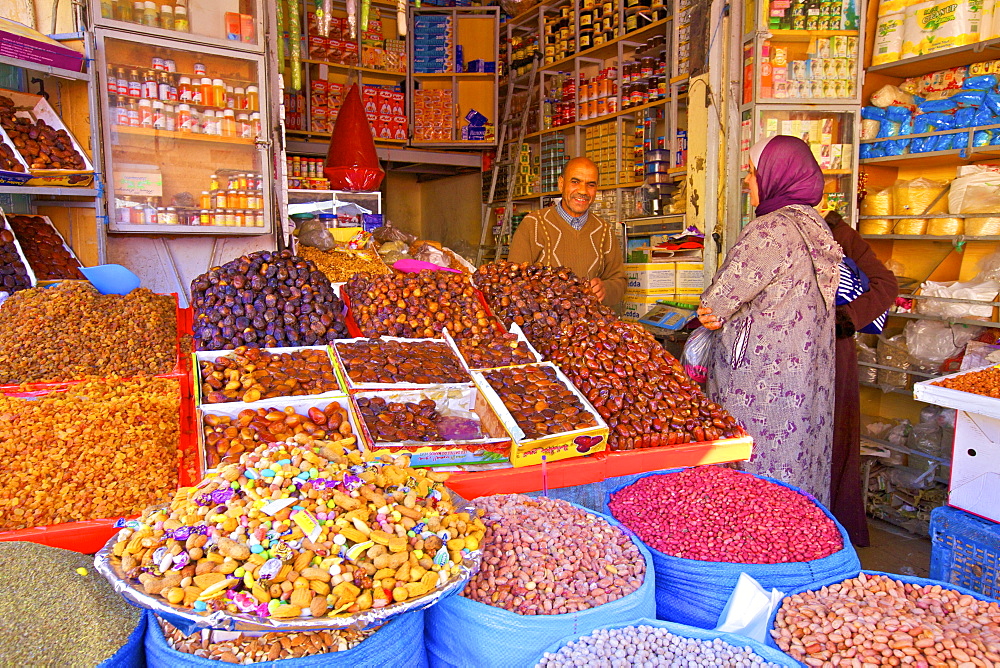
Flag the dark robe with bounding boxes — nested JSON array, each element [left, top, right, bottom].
[[829, 218, 898, 547]]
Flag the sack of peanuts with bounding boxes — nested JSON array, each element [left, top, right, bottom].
[[425, 495, 655, 668], [766, 570, 1000, 665], [144, 608, 428, 667], [536, 617, 799, 667], [605, 466, 861, 630]]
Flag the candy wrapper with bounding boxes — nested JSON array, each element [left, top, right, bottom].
[[95, 440, 485, 634]]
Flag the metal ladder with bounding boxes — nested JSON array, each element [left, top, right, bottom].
[[476, 55, 540, 267]]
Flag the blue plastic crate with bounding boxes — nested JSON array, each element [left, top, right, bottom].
[[930, 505, 1000, 600]]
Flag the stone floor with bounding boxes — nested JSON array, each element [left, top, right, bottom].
[[856, 517, 932, 578]]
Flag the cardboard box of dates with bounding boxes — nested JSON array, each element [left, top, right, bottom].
[[2, 212, 85, 285], [471, 362, 609, 467], [332, 336, 474, 392], [193, 345, 347, 407], [198, 394, 362, 474], [0, 88, 94, 187], [350, 385, 512, 467], [0, 122, 30, 185]]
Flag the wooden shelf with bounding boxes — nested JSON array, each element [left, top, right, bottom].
[[111, 125, 255, 145], [765, 29, 860, 42], [0, 54, 88, 81], [862, 234, 1000, 241], [541, 18, 671, 73], [868, 38, 1000, 79], [411, 72, 496, 78], [526, 96, 670, 138], [301, 59, 406, 77], [0, 185, 98, 196], [887, 310, 1000, 330]]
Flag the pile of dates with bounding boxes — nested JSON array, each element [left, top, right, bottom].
[[0, 142, 24, 172], [108, 441, 485, 620], [336, 338, 470, 385], [482, 365, 597, 439], [547, 319, 745, 449], [345, 271, 493, 340], [7, 214, 84, 280], [454, 330, 537, 369], [0, 97, 87, 170], [473, 262, 615, 357], [191, 249, 348, 350], [355, 396, 443, 442], [198, 346, 340, 404], [201, 400, 356, 469], [0, 225, 31, 293]]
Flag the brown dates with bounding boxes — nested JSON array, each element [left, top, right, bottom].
[[483, 364, 597, 439], [6, 214, 84, 280], [355, 396, 442, 442], [199, 346, 340, 404], [0, 99, 87, 171], [201, 401, 355, 469], [336, 338, 470, 385], [455, 330, 537, 369], [344, 271, 494, 341]]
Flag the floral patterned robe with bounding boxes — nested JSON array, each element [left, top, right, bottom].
[[702, 204, 842, 506]]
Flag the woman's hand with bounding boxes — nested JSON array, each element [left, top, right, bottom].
[[697, 305, 724, 330]]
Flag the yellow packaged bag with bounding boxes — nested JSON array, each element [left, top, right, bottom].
[[965, 217, 1000, 236], [859, 186, 894, 235], [926, 217, 964, 235], [872, 13, 905, 65], [903, 0, 983, 59]]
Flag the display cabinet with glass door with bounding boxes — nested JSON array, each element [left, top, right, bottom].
[[738, 106, 858, 227], [95, 31, 271, 234], [93, 0, 263, 52]]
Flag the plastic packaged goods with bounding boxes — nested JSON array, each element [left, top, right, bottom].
[[877, 334, 911, 388], [872, 13, 905, 66], [903, 0, 983, 59], [926, 216, 964, 235], [859, 186, 894, 235], [893, 177, 949, 234]]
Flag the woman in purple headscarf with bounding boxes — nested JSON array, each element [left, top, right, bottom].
[[697, 135, 843, 506]]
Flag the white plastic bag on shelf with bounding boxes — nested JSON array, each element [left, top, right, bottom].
[[948, 167, 1000, 213], [904, 319, 982, 368], [916, 279, 999, 318]]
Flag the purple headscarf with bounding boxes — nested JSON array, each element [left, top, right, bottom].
[[751, 135, 825, 217]]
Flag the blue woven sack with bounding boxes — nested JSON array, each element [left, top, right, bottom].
[[98, 608, 148, 668], [536, 617, 799, 667], [424, 504, 656, 668], [605, 468, 861, 630], [765, 570, 1000, 656], [145, 609, 427, 668]]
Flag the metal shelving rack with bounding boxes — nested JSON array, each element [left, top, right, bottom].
[[481, 0, 688, 264]]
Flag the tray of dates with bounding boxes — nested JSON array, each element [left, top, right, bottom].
[[332, 336, 472, 392], [0, 89, 93, 187], [0, 120, 30, 185], [914, 362, 1000, 420], [199, 395, 360, 473], [471, 362, 608, 467], [96, 439, 487, 632], [3, 212, 85, 283], [442, 323, 543, 372], [194, 346, 345, 407], [350, 386, 511, 467]]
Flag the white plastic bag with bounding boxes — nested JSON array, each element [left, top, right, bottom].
[[917, 279, 999, 318], [681, 326, 713, 383], [714, 573, 785, 643], [948, 167, 1000, 214], [904, 320, 982, 367]]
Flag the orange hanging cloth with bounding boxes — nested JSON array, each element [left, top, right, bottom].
[[324, 83, 385, 191]]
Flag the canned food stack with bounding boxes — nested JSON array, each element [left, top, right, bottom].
[[543, 7, 576, 64], [621, 37, 668, 111], [508, 34, 539, 80], [584, 122, 629, 187], [513, 144, 537, 198], [546, 72, 577, 128], [578, 68, 619, 122], [578, 0, 620, 49], [286, 156, 330, 190], [540, 134, 569, 193], [412, 15, 453, 74], [624, 0, 668, 32]]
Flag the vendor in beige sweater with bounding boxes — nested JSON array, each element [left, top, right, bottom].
[[507, 157, 626, 307]]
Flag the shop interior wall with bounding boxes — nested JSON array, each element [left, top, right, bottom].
[[385, 170, 483, 260], [1, 0, 75, 34]]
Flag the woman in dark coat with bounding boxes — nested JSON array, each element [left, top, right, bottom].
[[826, 210, 898, 547]]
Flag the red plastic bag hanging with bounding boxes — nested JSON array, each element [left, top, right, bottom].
[[324, 83, 385, 191]]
